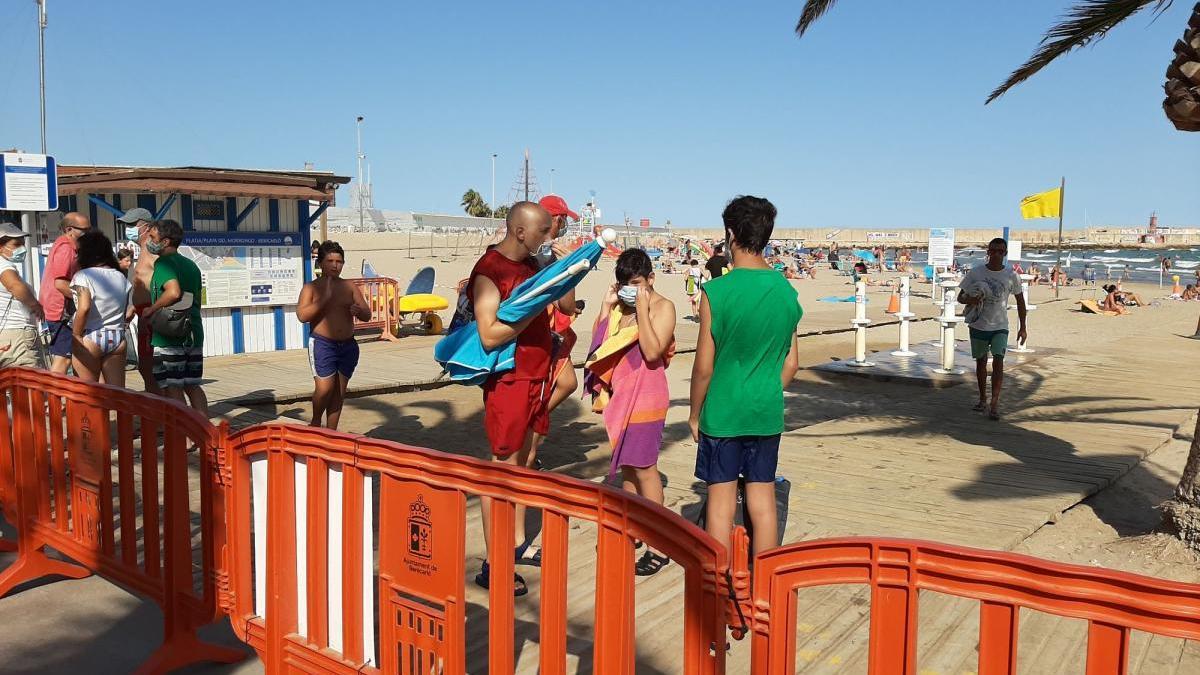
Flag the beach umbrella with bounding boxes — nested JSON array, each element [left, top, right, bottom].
[[852, 248, 877, 263], [435, 229, 618, 384]]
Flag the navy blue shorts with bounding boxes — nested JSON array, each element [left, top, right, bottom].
[[46, 319, 73, 358], [308, 334, 360, 379], [695, 433, 781, 484]]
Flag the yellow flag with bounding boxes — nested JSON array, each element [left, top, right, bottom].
[[1020, 187, 1062, 219]]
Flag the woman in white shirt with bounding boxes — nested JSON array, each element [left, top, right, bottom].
[[0, 222, 44, 368], [71, 231, 133, 385]]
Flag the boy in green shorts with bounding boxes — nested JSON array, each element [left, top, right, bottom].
[[688, 195, 801, 556]]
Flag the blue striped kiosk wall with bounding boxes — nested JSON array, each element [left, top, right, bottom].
[[65, 191, 322, 357]]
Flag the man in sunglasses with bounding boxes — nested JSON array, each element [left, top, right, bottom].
[[38, 212, 90, 374]]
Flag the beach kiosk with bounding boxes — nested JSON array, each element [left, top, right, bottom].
[[52, 165, 349, 357]]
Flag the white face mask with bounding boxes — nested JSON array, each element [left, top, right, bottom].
[[617, 285, 639, 306]]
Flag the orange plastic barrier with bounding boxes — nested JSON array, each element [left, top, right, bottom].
[[217, 423, 729, 674], [7, 371, 1200, 674], [0, 367, 245, 674], [350, 276, 401, 342], [738, 536, 1200, 674]]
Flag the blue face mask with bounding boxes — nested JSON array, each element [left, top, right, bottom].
[[617, 285, 639, 306], [125, 225, 141, 242], [8, 246, 26, 264], [146, 239, 167, 254]]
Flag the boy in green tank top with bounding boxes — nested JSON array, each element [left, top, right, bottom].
[[688, 196, 802, 557]]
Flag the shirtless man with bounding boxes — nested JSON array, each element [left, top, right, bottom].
[[296, 241, 371, 429], [122, 208, 160, 394]]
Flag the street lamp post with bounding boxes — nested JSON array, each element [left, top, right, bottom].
[[491, 153, 497, 218], [355, 116, 366, 232], [37, 0, 47, 154], [550, 168, 555, 194]]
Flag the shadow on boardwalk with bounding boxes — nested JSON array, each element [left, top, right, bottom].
[[798, 369, 1190, 537]]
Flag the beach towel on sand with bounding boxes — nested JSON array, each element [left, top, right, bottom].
[[1079, 299, 1119, 317], [584, 307, 674, 480]]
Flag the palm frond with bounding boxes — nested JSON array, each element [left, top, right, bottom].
[[795, 0, 842, 37], [987, 0, 1173, 103]]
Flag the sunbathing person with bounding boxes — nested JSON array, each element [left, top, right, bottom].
[[1101, 285, 1129, 315]]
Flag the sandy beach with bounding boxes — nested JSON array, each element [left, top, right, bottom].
[[227, 238, 1200, 673], [2, 234, 1197, 674]]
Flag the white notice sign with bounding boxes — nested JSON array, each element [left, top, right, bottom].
[[1007, 240, 1022, 262], [0, 153, 58, 212], [928, 228, 955, 267]]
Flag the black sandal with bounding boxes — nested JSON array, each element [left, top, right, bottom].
[[635, 550, 670, 576], [474, 561, 528, 596], [972, 401, 986, 412], [516, 544, 542, 568]]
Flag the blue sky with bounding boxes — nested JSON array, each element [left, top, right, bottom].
[[2, 1, 1197, 230]]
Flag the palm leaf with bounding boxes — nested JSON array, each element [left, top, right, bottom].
[[987, 0, 1173, 103], [795, 0, 842, 37]]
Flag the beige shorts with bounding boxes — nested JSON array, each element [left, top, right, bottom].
[[0, 327, 42, 369]]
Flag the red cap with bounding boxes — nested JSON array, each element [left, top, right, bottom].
[[539, 194, 579, 221]]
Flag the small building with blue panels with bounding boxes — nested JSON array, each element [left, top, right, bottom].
[[55, 165, 349, 357]]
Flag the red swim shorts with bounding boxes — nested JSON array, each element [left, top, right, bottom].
[[135, 304, 152, 361], [482, 375, 550, 458]]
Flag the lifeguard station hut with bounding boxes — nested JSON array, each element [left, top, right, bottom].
[[47, 165, 349, 356]]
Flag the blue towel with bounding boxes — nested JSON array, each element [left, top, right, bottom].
[[434, 239, 605, 384]]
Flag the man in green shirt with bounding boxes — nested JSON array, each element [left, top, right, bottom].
[[689, 195, 801, 557], [145, 219, 207, 417]]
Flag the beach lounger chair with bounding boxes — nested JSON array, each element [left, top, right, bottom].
[[1079, 299, 1119, 316]]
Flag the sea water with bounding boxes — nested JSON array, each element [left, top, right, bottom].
[[810, 246, 1200, 284]]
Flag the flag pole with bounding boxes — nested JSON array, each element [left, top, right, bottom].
[[1054, 176, 1065, 300]]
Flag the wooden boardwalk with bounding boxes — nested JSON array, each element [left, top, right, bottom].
[[4, 303, 1198, 673], [448, 320, 1200, 673]]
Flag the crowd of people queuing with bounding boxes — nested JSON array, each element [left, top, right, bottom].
[[0, 209, 209, 418]]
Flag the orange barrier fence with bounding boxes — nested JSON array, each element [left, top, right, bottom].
[[6, 371, 1200, 674], [350, 276, 402, 342], [0, 367, 244, 674], [217, 423, 730, 674], [739, 536, 1200, 674]]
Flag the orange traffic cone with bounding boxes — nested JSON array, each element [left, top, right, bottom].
[[886, 287, 900, 314]]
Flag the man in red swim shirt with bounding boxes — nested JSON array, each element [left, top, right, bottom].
[[466, 201, 562, 594]]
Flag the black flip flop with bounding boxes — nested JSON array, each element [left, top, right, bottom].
[[474, 561, 528, 596], [635, 550, 670, 577], [516, 545, 542, 568], [972, 401, 986, 412], [989, 410, 1001, 421]]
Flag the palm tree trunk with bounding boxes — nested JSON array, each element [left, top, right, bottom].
[[1164, 2, 1200, 131], [1163, 413, 1200, 550]]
